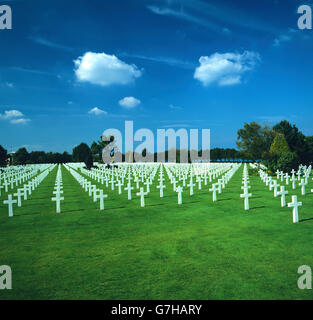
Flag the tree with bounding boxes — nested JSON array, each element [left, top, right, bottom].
[[236, 122, 275, 161], [277, 152, 300, 172], [273, 120, 309, 164], [29, 151, 47, 164], [306, 136, 313, 165], [72, 143, 93, 169], [0, 145, 8, 167], [90, 141, 101, 161], [13, 147, 29, 165], [61, 152, 72, 163], [269, 133, 290, 155]]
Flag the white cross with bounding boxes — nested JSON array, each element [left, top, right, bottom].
[[277, 186, 288, 207], [197, 177, 203, 190], [116, 180, 123, 195], [89, 184, 96, 197], [275, 170, 280, 179], [299, 179, 307, 195], [85, 181, 91, 192], [13, 188, 24, 207], [176, 186, 183, 205], [95, 189, 108, 210], [3, 194, 17, 217], [23, 185, 30, 199], [216, 179, 222, 194], [288, 195, 302, 223], [3, 181, 9, 193], [297, 170, 301, 181], [110, 178, 115, 190], [291, 174, 297, 190], [26, 182, 32, 195], [240, 188, 252, 210], [136, 187, 148, 207], [124, 183, 134, 200], [157, 183, 166, 198], [52, 192, 64, 213], [172, 178, 177, 192], [209, 183, 218, 202], [272, 180, 280, 197], [187, 179, 195, 196], [144, 180, 151, 193]]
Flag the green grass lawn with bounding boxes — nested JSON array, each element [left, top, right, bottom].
[[1, 164, 313, 300]]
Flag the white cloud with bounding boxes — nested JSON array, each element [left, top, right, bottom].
[[0, 109, 30, 124], [10, 118, 30, 124], [169, 104, 182, 110], [273, 34, 292, 47], [74, 52, 142, 86], [0, 110, 24, 119], [272, 29, 305, 47], [119, 96, 141, 109], [194, 51, 260, 87], [88, 107, 107, 116]]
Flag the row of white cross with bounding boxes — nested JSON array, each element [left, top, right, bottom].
[[79, 162, 241, 207], [51, 165, 64, 213], [0, 164, 50, 196], [259, 164, 312, 223], [64, 164, 108, 210], [240, 164, 252, 210], [3, 164, 55, 217]]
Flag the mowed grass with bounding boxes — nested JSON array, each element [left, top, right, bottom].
[[0, 164, 313, 300]]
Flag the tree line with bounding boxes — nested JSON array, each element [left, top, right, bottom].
[[236, 120, 313, 172], [1, 120, 312, 173]]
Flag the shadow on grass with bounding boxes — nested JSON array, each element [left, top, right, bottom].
[[300, 217, 313, 223], [250, 206, 266, 210], [61, 209, 86, 214], [14, 212, 42, 217], [103, 206, 127, 211]]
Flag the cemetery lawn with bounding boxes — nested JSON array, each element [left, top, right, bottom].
[[1, 165, 313, 300]]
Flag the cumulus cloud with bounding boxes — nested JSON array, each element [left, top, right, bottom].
[[0, 109, 30, 124], [194, 51, 260, 86], [88, 107, 108, 116], [0, 110, 24, 119], [10, 118, 30, 124], [119, 96, 141, 109], [74, 52, 142, 86]]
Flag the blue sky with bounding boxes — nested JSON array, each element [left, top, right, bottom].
[[0, 0, 313, 153]]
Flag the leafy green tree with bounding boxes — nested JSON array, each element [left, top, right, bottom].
[[29, 151, 47, 164], [269, 133, 290, 155], [13, 147, 29, 165], [277, 152, 300, 172], [90, 136, 115, 162], [273, 120, 309, 164], [61, 152, 72, 163], [236, 122, 275, 161], [90, 141, 101, 161], [72, 143, 93, 169], [0, 145, 8, 167]]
